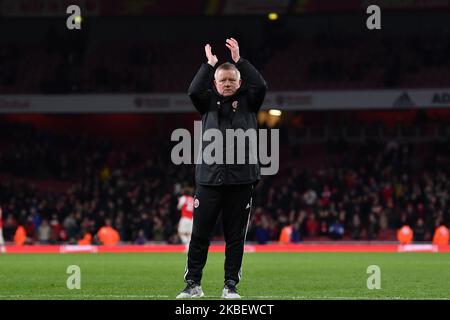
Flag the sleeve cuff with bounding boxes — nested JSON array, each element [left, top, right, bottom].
[[204, 62, 216, 70], [234, 58, 245, 65]]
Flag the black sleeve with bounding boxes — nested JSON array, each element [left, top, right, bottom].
[[188, 63, 215, 114], [235, 58, 268, 113]]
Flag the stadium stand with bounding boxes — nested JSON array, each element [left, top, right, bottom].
[[1, 13, 450, 94], [1, 10, 449, 245]]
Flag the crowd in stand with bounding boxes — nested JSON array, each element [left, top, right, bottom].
[[1, 27, 450, 93], [0, 121, 189, 244], [1, 120, 449, 244], [249, 138, 449, 243]]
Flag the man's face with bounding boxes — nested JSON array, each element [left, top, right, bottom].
[[214, 69, 241, 97]]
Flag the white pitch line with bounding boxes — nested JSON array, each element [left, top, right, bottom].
[[0, 294, 170, 299], [0, 294, 448, 300], [205, 295, 397, 300], [241, 296, 450, 300]]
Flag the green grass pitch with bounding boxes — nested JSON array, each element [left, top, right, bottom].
[[1, 252, 449, 300]]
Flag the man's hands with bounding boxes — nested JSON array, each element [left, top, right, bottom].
[[225, 38, 240, 63], [205, 38, 241, 67], [205, 44, 218, 67]]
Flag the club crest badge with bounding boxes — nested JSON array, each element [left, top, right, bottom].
[[194, 198, 200, 208], [232, 101, 238, 112]]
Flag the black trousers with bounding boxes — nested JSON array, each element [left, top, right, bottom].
[[184, 183, 253, 285]]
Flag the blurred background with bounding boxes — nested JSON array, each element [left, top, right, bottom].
[[0, 0, 449, 245]]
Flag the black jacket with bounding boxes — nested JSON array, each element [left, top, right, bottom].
[[188, 58, 267, 186]]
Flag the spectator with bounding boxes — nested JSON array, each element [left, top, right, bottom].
[[14, 225, 27, 246], [303, 189, 317, 206], [279, 224, 293, 244], [38, 219, 51, 244], [305, 213, 319, 237], [3, 215, 18, 241], [152, 217, 164, 242], [328, 219, 344, 240], [432, 224, 449, 246], [255, 216, 270, 244], [414, 218, 426, 242], [63, 213, 78, 242], [96, 219, 120, 245], [135, 229, 147, 245], [50, 215, 63, 244], [397, 225, 413, 245], [78, 232, 93, 245], [367, 213, 379, 240], [351, 214, 361, 240]]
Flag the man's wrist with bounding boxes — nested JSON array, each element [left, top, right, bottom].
[[207, 61, 217, 67]]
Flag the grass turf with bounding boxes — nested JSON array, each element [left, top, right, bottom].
[[0, 252, 449, 300]]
